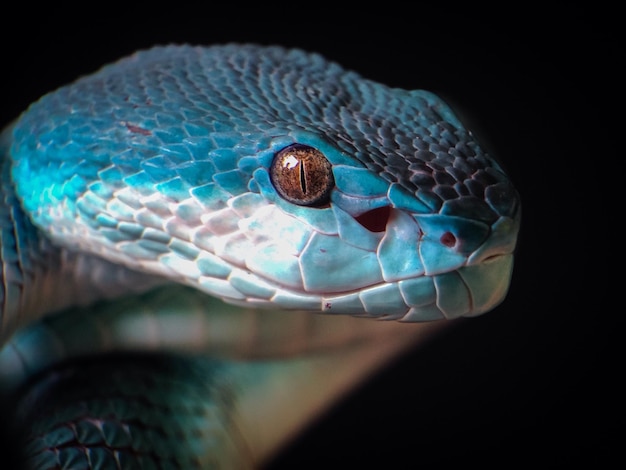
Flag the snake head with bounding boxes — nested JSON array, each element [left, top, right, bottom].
[[235, 119, 520, 321], [10, 44, 520, 321]]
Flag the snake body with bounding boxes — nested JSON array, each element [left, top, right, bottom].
[[0, 44, 520, 468]]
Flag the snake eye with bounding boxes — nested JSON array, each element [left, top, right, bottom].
[[270, 144, 334, 207]]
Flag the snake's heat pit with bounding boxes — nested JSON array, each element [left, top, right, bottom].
[[354, 206, 392, 233]]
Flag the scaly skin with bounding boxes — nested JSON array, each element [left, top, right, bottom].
[[0, 44, 519, 468]]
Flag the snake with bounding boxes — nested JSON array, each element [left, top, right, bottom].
[[0, 44, 520, 468]]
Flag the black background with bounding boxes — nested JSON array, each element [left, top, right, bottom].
[[0, 5, 618, 468]]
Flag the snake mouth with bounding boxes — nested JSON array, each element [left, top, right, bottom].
[[227, 250, 514, 323], [351, 252, 515, 321]]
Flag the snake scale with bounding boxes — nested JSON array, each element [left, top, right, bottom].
[[0, 44, 520, 468]]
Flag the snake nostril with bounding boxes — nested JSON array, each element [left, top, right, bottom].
[[440, 231, 457, 247], [354, 206, 391, 233]]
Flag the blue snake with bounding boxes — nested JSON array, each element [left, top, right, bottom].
[[0, 44, 520, 468]]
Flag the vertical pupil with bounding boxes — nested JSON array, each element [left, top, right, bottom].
[[270, 143, 334, 207], [300, 160, 307, 194]]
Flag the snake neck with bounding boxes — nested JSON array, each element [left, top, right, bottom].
[[0, 127, 163, 344]]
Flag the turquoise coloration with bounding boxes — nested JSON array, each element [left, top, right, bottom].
[[3, 44, 521, 319], [3, 43, 522, 320], [388, 184, 431, 214], [0, 44, 521, 467], [433, 271, 472, 318], [300, 233, 383, 292], [359, 283, 408, 316], [378, 210, 424, 281], [333, 204, 382, 251], [333, 166, 390, 196]]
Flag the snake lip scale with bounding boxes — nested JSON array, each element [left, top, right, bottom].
[[0, 43, 520, 468]]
